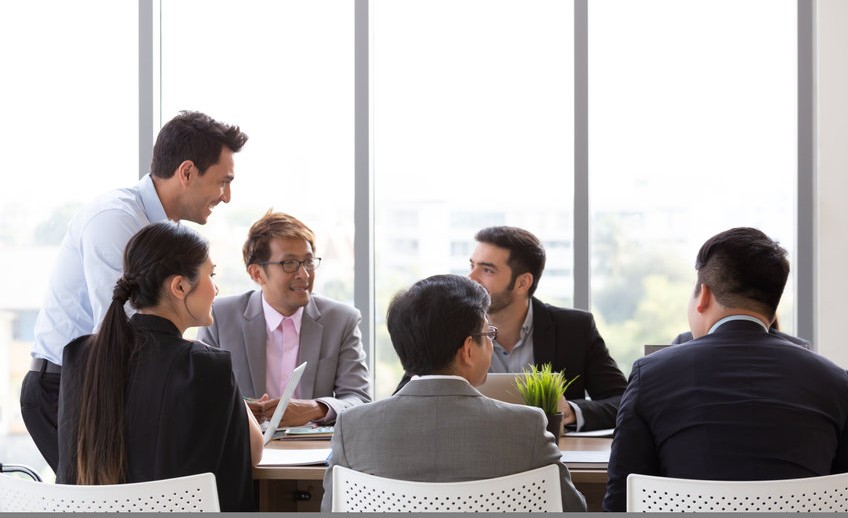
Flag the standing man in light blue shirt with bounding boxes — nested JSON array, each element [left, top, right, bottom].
[[20, 111, 249, 472]]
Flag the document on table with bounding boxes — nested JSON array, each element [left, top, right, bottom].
[[561, 448, 611, 469], [258, 448, 332, 466], [565, 427, 615, 438]]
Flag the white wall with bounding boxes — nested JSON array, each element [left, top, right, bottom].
[[816, 0, 848, 368]]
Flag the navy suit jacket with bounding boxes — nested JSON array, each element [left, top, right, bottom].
[[603, 319, 848, 512]]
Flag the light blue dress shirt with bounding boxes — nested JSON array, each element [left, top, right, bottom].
[[32, 174, 168, 365]]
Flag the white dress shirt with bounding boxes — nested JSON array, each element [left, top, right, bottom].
[[32, 174, 168, 365]]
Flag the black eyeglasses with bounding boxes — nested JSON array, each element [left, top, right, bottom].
[[471, 325, 498, 341], [257, 257, 322, 273]]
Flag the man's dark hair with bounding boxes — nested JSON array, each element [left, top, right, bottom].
[[475, 226, 546, 296], [150, 111, 248, 178], [694, 227, 789, 320], [387, 274, 491, 376]]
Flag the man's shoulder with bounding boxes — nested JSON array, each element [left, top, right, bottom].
[[532, 297, 595, 324], [212, 290, 258, 311], [311, 294, 361, 318], [76, 184, 146, 221]]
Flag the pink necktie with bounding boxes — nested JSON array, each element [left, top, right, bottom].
[[279, 317, 300, 398]]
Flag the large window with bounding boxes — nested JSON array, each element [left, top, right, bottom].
[[372, 0, 575, 397], [588, 0, 797, 374], [0, 0, 138, 479], [1, 1, 806, 476], [160, 0, 355, 306]]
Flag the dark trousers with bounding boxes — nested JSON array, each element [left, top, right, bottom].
[[20, 369, 61, 473]]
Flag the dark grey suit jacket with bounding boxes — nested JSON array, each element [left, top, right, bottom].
[[196, 290, 371, 418], [321, 377, 586, 512], [604, 319, 848, 512]]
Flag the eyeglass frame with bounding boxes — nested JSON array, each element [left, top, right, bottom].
[[471, 325, 498, 341], [256, 257, 322, 273]]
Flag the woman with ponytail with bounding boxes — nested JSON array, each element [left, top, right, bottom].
[[56, 221, 263, 511]]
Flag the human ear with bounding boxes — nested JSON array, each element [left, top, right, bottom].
[[516, 272, 533, 293], [696, 284, 712, 313], [168, 275, 188, 301], [247, 263, 265, 285], [177, 160, 194, 186]]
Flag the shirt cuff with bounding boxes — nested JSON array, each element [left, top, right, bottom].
[[314, 398, 336, 424], [568, 400, 585, 431]]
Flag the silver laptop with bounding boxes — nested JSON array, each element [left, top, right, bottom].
[[476, 372, 527, 405], [263, 361, 308, 445]]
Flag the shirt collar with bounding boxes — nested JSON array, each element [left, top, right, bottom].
[[261, 296, 304, 334], [410, 374, 470, 384], [520, 300, 534, 337], [139, 173, 168, 223], [708, 314, 769, 334]]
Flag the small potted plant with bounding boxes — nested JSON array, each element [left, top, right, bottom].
[[515, 363, 579, 437]]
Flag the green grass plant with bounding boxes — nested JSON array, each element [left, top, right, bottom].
[[515, 363, 579, 415]]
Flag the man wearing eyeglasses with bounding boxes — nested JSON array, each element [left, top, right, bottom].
[[196, 210, 370, 426], [321, 274, 586, 512]]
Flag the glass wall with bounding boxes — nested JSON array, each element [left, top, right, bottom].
[[372, 0, 575, 397], [160, 0, 355, 307], [588, 0, 797, 375], [0, 0, 802, 475], [0, 1, 138, 479]]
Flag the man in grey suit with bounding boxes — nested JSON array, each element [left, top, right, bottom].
[[197, 211, 370, 426], [321, 274, 586, 512]]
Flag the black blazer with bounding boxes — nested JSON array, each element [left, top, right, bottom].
[[394, 297, 627, 431], [603, 319, 848, 512], [530, 298, 627, 430], [57, 314, 255, 511]]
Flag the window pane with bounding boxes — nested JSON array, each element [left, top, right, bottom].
[[373, 0, 574, 398], [160, 0, 355, 305], [589, 0, 797, 375], [0, 0, 138, 478]]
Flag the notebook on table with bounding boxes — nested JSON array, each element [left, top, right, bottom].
[[262, 361, 308, 446]]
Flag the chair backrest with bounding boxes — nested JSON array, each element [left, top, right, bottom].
[[0, 472, 220, 512], [627, 472, 848, 512], [0, 463, 42, 482], [332, 464, 562, 512]]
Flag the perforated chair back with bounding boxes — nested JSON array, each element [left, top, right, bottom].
[[332, 464, 562, 512], [627, 472, 848, 512], [0, 472, 220, 512]]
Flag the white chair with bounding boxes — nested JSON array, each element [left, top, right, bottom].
[[332, 464, 563, 512], [0, 472, 220, 512], [627, 472, 848, 512]]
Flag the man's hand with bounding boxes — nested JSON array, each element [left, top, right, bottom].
[[246, 394, 279, 423], [559, 395, 576, 426], [279, 399, 329, 427]]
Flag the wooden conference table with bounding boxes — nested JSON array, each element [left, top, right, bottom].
[[253, 435, 611, 512]]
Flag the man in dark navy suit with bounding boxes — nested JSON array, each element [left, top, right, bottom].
[[603, 227, 848, 512]]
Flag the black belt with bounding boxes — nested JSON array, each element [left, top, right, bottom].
[[30, 358, 62, 374]]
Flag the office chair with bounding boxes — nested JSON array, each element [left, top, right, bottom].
[[0, 463, 42, 482], [0, 471, 220, 512], [332, 464, 563, 512], [626, 472, 848, 512]]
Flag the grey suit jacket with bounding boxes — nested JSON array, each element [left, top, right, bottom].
[[196, 290, 371, 418], [320, 377, 586, 512]]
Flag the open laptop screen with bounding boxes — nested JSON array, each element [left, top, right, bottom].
[[262, 361, 307, 445]]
